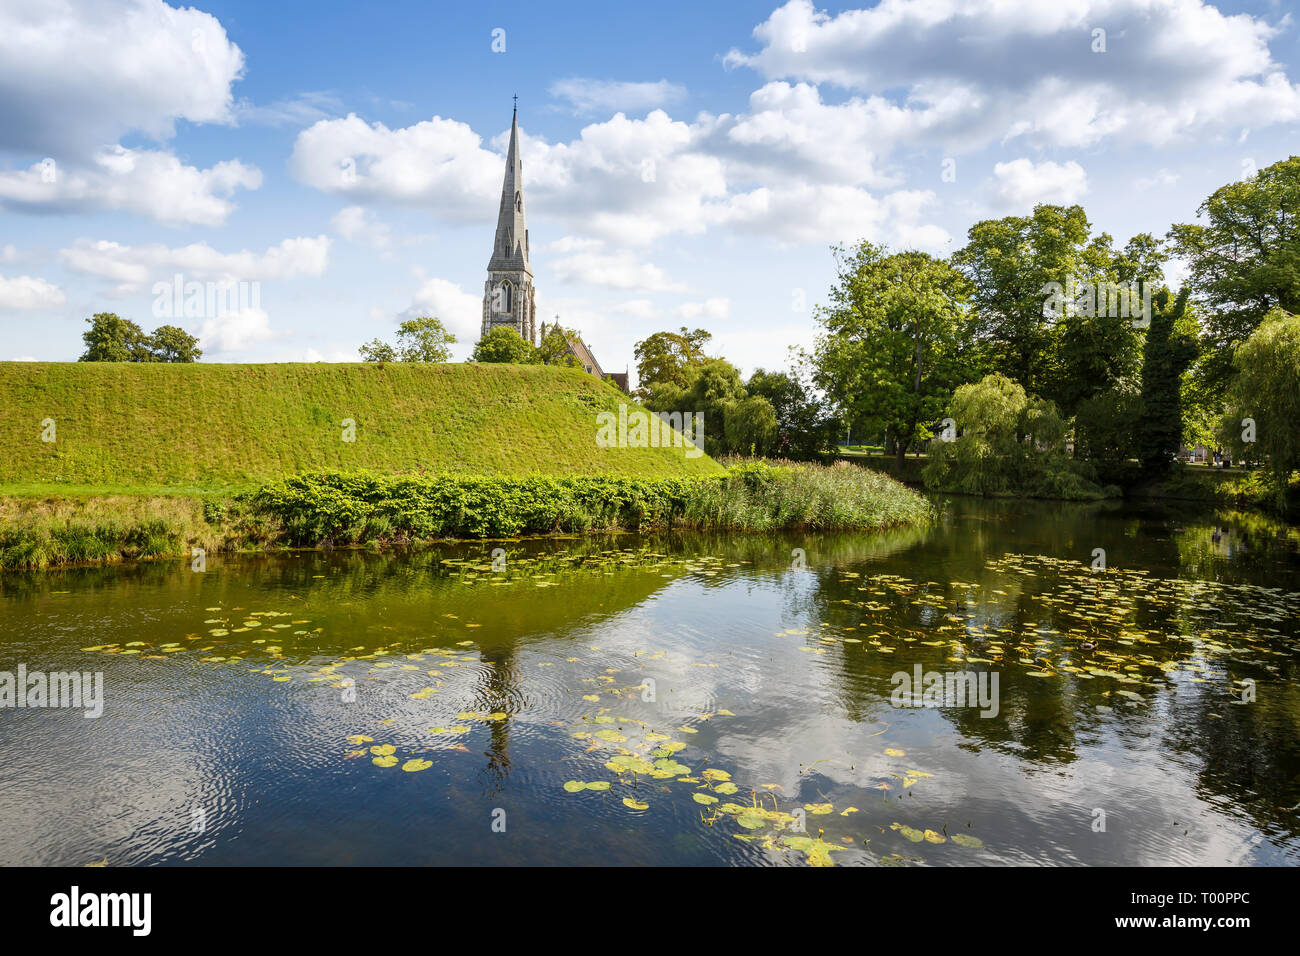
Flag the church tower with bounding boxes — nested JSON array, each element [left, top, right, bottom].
[[481, 102, 536, 345]]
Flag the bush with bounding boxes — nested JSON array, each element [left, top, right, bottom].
[[247, 462, 933, 544]]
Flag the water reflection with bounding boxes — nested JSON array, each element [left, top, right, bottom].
[[0, 498, 1297, 865]]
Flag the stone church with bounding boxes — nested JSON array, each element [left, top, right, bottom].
[[480, 105, 627, 392]]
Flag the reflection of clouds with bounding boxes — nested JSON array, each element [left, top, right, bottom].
[[559, 563, 1289, 865], [0, 667, 244, 865]]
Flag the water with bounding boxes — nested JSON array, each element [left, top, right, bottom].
[[2, 497, 1299, 866]]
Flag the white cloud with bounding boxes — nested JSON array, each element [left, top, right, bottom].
[[549, 78, 686, 116], [673, 297, 731, 320], [59, 236, 331, 292], [724, 0, 1300, 149], [0, 147, 261, 226], [723, 82, 917, 188], [0, 274, 66, 310], [198, 308, 277, 354], [989, 158, 1088, 210], [331, 205, 392, 250], [289, 113, 500, 221], [292, 103, 954, 249], [400, 276, 482, 342], [0, 0, 244, 156], [0, 0, 256, 226], [1, 245, 15, 263], [551, 250, 686, 292], [719, 183, 950, 248]]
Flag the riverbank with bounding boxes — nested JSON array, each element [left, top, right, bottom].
[[0, 460, 933, 570], [844, 450, 1298, 514]]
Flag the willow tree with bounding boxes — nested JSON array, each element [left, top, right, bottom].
[[1221, 308, 1300, 512]]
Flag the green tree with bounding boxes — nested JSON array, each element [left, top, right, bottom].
[[1220, 308, 1300, 511], [811, 243, 975, 471], [1169, 156, 1300, 399], [633, 327, 711, 396], [359, 316, 456, 363], [79, 313, 151, 362], [536, 326, 581, 368], [645, 357, 777, 456], [358, 338, 397, 362], [472, 326, 536, 364], [745, 367, 837, 460], [79, 313, 201, 362], [954, 205, 1149, 413], [1137, 289, 1198, 476], [1074, 381, 1142, 474], [147, 325, 203, 362]]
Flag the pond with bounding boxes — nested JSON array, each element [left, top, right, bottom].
[[2, 497, 1299, 866]]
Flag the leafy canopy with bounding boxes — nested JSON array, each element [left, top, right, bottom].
[[79, 313, 202, 363], [811, 243, 975, 464], [471, 326, 536, 364], [359, 315, 456, 363]]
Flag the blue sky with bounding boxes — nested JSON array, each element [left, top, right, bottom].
[[2, 0, 1299, 380]]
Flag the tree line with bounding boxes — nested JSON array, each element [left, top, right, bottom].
[[630, 156, 1300, 511]]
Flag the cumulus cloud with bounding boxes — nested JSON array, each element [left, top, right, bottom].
[[0, 0, 258, 225], [331, 205, 393, 249], [723, 81, 915, 188], [551, 250, 686, 292], [291, 103, 952, 249], [0, 148, 261, 226], [723, 0, 1300, 149], [198, 308, 277, 353], [989, 158, 1088, 210], [400, 276, 482, 342], [59, 236, 331, 292], [289, 114, 501, 221], [0, 274, 66, 310], [549, 78, 686, 116], [0, 0, 243, 156], [720, 183, 950, 248]]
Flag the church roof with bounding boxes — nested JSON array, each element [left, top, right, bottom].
[[487, 105, 531, 276]]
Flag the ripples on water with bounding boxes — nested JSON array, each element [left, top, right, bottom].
[[1, 498, 1298, 866]]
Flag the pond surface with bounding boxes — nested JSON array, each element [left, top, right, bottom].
[[2, 497, 1299, 866]]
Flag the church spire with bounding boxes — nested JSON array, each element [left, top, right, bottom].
[[488, 100, 530, 275], [481, 102, 537, 345]]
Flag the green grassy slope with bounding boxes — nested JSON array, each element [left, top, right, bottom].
[[0, 362, 721, 487]]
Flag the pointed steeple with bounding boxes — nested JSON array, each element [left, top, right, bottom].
[[488, 101, 530, 276]]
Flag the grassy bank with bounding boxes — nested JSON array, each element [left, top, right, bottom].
[[251, 460, 933, 544], [0, 461, 932, 569], [0, 361, 721, 484], [1135, 465, 1299, 514]]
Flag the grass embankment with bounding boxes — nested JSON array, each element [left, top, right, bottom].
[[0, 462, 933, 569], [0, 360, 721, 485]]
